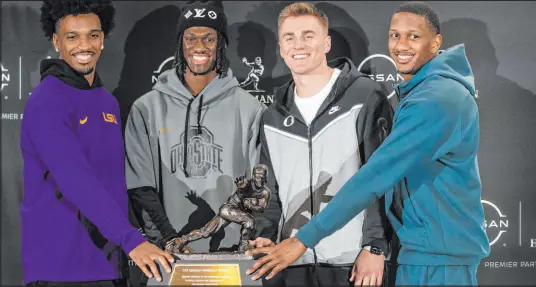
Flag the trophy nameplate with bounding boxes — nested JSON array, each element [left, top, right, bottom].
[[147, 253, 262, 286]]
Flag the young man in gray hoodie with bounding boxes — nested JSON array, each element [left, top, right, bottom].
[[124, 0, 265, 268]]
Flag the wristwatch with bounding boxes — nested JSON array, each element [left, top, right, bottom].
[[363, 245, 384, 256]]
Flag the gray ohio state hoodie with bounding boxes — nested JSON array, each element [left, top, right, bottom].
[[124, 67, 265, 253]]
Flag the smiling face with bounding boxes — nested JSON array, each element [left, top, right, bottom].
[[388, 12, 442, 81], [183, 26, 218, 75], [278, 15, 331, 75], [53, 13, 103, 76]]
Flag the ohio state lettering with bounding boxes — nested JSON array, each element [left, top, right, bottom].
[[170, 126, 223, 178]]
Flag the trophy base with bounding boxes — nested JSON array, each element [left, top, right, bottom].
[[147, 252, 263, 286], [174, 251, 255, 261]]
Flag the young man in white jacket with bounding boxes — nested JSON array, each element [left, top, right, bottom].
[[251, 2, 394, 286]]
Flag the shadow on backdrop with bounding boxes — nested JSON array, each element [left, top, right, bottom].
[[442, 18, 536, 285], [243, 1, 291, 94], [315, 2, 371, 65], [227, 20, 282, 105], [112, 5, 182, 132], [316, 2, 402, 110], [176, 190, 227, 252], [2, 4, 53, 285]]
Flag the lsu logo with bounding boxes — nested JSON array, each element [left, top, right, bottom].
[[102, 112, 118, 124]]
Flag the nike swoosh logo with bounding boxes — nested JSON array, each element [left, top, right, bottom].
[[80, 116, 88, 124], [328, 109, 338, 115]]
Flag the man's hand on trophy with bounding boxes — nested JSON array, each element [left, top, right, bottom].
[[249, 237, 275, 248], [128, 241, 174, 282]]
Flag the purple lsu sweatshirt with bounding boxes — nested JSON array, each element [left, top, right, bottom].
[[19, 65, 146, 284]]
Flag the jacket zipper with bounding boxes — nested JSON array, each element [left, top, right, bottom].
[[307, 125, 318, 269], [276, 76, 343, 268], [307, 78, 342, 269]]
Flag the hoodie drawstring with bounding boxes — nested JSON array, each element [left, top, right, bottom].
[[183, 94, 204, 178], [183, 98, 194, 178], [197, 94, 204, 135]]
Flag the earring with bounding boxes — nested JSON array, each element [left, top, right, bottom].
[[56, 48, 59, 52], [101, 45, 104, 50]]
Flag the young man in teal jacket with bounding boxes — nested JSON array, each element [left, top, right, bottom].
[[247, 2, 490, 286]]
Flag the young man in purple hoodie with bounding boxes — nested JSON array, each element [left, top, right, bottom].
[[19, 1, 174, 286]]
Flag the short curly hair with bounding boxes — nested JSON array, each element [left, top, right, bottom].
[[40, 0, 116, 41], [394, 2, 440, 34]]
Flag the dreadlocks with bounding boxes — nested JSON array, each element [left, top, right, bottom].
[[173, 30, 229, 78]]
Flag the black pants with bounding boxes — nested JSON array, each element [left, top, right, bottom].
[[262, 262, 393, 287], [26, 279, 125, 287]]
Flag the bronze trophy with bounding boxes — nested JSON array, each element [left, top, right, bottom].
[[147, 164, 270, 286]]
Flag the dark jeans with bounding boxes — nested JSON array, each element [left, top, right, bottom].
[[26, 279, 126, 287], [261, 262, 394, 287]]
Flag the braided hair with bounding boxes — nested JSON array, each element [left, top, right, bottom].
[[173, 30, 229, 78]]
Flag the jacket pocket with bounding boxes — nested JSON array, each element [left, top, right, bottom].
[[397, 223, 429, 249], [402, 178, 426, 228]]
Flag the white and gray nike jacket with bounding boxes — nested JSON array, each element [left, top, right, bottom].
[[255, 57, 394, 266]]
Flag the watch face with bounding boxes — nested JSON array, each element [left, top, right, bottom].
[[371, 246, 383, 255]]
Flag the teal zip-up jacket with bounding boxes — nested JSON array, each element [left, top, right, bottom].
[[296, 44, 490, 265]]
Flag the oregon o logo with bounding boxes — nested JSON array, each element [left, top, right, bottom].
[[357, 54, 404, 99], [283, 116, 294, 127]]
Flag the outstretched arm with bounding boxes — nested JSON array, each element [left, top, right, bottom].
[[296, 96, 460, 248], [235, 176, 249, 190], [246, 93, 464, 280], [242, 57, 254, 67]]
